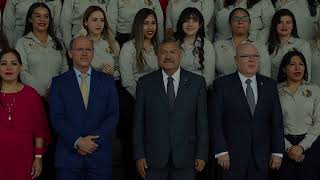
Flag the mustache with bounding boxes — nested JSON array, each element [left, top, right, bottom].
[[163, 59, 175, 63]]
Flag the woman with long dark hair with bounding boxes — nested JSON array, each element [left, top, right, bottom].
[[268, 9, 311, 80], [15, 2, 68, 98], [277, 50, 320, 180], [0, 49, 50, 180], [107, 0, 163, 47], [214, 7, 271, 78], [118, 8, 159, 180], [214, 0, 274, 43], [175, 7, 215, 87], [273, 0, 320, 40], [166, 0, 214, 41], [3, 0, 62, 47]]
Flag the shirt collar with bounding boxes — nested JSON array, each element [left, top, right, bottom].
[[162, 67, 181, 82], [74, 67, 92, 77], [238, 71, 256, 84], [25, 31, 53, 43]]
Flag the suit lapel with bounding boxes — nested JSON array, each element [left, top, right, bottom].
[[87, 69, 99, 112], [174, 69, 189, 109], [232, 72, 253, 117], [157, 70, 169, 106], [254, 75, 265, 116], [67, 69, 87, 111]]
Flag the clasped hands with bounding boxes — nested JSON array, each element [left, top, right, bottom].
[[77, 135, 100, 156], [287, 145, 304, 162]]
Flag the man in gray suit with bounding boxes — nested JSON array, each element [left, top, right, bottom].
[[133, 38, 208, 180]]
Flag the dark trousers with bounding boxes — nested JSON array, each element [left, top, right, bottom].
[[56, 167, 111, 180], [38, 98, 56, 180], [279, 135, 320, 180], [146, 155, 196, 180], [115, 32, 130, 48], [115, 80, 137, 180]]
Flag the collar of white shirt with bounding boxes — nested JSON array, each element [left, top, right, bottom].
[[238, 71, 256, 84], [162, 67, 181, 95]]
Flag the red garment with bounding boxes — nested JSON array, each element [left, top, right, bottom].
[[0, 85, 50, 180], [159, 0, 168, 15]]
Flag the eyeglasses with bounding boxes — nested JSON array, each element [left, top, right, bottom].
[[239, 54, 260, 60], [231, 16, 250, 22], [71, 48, 94, 54]]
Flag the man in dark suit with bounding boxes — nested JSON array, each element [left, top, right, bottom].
[[210, 43, 284, 180], [133, 38, 208, 180], [49, 36, 118, 180]]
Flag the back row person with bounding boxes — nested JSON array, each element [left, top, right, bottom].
[[3, 0, 62, 47]]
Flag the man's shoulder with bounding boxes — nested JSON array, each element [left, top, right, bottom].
[[52, 70, 73, 84], [138, 69, 161, 83], [256, 74, 277, 86]]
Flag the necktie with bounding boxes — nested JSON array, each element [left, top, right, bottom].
[[80, 73, 89, 108], [245, 79, 255, 115], [167, 77, 175, 109]]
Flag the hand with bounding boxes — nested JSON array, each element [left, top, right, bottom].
[[269, 155, 282, 170], [296, 154, 305, 162], [77, 135, 99, 154], [77, 149, 88, 156], [195, 159, 206, 172], [287, 145, 304, 161], [102, 64, 113, 75], [31, 157, 42, 179], [136, 158, 148, 178], [217, 153, 230, 170]]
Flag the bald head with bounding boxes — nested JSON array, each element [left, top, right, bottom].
[[69, 36, 94, 50], [234, 42, 260, 77]]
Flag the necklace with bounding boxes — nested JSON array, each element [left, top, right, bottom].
[[2, 93, 16, 121]]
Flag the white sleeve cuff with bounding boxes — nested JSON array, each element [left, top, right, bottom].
[[215, 151, 228, 158]]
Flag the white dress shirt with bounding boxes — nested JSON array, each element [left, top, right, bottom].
[[162, 67, 180, 97]]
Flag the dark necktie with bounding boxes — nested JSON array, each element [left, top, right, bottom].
[[167, 77, 175, 109], [245, 79, 255, 115]]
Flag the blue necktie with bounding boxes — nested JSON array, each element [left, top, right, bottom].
[[245, 79, 255, 115]]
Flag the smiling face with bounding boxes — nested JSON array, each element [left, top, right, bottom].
[[143, 14, 157, 40], [0, 52, 21, 83], [276, 15, 293, 38], [182, 17, 200, 37], [158, 42, 181, 75], [284, 55, 305, 83], [31, 7, 49, 32], [84, 10, 105, 37]]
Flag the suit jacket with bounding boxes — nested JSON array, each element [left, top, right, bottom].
[[209, 72, 284, 173], [49, 68, 118, 168], [133, 68, 208, 168]]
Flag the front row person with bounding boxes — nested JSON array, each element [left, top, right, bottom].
[[133, 38, 208, 180], [49, 36, 118, 180], [0, 49, 50, 179], [210, 42, 284, 180], [277, 50, 320, 180]]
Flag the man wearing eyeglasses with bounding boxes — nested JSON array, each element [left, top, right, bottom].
[[49, 36, 118, 180], [209, 42, 284, 180]]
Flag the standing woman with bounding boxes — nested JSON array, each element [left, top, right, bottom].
[[82, 6, 120, 77], [310, 32, 320, 86], [166, 0, 214, 41], [0, 49, 50, 180], [107, 0, 163, 47], [277, 50, 320, 180], [268, 9, 312, 81], [118, 8, 159, 179], [273, 0, 320, 41], [60, 0, 109, 47], [3, 0, 62, 47], [214, 7, 271, 78], [15, 2, 68, 98], [175, 7, 215, 87], [213, 0, 274, 43]]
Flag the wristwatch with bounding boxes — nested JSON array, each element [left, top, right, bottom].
[[35, 155, 43, 159]]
